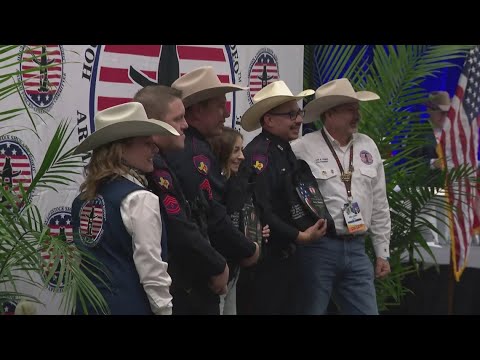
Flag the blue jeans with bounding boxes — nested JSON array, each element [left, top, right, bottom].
[[295, 235, 378, 315]]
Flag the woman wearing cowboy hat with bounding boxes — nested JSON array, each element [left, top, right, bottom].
[[72, 101, 179, 315]]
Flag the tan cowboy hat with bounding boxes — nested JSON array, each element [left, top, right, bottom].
[[240, 80, 314, 132], [303, 78, 380, 123], [74, 102, 179, 154], [426, 91, 451, 112], [172, 66, 248, 108]]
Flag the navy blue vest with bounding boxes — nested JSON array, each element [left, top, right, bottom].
[[72, 177, 167, 315]]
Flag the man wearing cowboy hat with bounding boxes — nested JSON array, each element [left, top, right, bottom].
[[164, 66, 260, 297], [291, 78, 391, 315], [415, 91, 451, 245], [133, 84, 230, 315], [421, 91, 450, 172], [239, 80, 329, 315], [72, 102, 179, 315]]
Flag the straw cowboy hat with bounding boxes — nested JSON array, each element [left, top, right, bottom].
[[74, 102, 179, 154], [172, 66, 248, 108], [303, 78, 380, 123], [426, 91, 451, 112], [240, 80, 314, 132]]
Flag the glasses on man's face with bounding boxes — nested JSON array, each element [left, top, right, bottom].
[[268, 109, 306, 121]]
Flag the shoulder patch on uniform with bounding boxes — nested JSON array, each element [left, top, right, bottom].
[[193, 155, 210, 175], [79, 195, 106, 248], [359, 150, 373, 165], [199, 178, 213, 200], [152, 169, 173, 191], [163, 194, 180, 215], [252, 154, 268, 174]]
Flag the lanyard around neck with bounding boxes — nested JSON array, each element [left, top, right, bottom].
[[321, 128, 354, 199]]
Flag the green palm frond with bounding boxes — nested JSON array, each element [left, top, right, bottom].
[[311, 44, 475, 310], [0, 45, 107, 314], [0, 184, 109, 314], [27, 119, 84, 195]]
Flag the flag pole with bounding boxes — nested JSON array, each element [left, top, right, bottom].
[[447, 251, 455, 315]]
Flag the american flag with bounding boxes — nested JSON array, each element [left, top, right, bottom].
[[93, 45, 234, 126], [248, 51, 279, 102], [20, 45, 63, 108], [441, 45, 480, 281]]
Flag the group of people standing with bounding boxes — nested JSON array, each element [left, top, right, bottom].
[[72, 65, 394, 315]]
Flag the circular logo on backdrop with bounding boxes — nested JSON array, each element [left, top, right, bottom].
[[18, 45, 66, 113], [0, 135, 35, 209], [360, 150, 374, 165], [42, 207, 73, 291], [247, 48, 280, 105], [1, 299, 18, 315], [89, 45, 238, 130]]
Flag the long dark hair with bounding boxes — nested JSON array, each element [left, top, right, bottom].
[[209, 126, 243, 179]]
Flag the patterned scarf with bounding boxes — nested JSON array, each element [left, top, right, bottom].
[[121, 159, 148, 187]]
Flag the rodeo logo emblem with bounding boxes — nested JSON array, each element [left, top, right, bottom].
[[42, 207, 74, 292], [87, 45, 239, 131], [0, 135, 35, 208], [247, 48, 280, 105], [17, 45, 66, 113], [0, 299, 18, 315]]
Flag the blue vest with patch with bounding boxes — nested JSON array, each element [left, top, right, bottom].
[[72, 177, 168, 315]]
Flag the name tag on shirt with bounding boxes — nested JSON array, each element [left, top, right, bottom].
[[342, 200, 366, 234]]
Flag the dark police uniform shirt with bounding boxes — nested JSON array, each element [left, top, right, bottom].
[[164, 127, 256, 263], [241, 129, 301, 253], [147, 154, 227, 292]]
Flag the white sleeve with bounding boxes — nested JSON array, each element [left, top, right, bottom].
[[370, 146, 391, 259], [120, 190, 173, 315]]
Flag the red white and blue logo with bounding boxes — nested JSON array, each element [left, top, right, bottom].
[[18, 45, 66, 112], [42, 207, 73, 291], [247, 48, 280, 105], [0, 136, 35, 208], [89, 45, 238, 131], [1, 299, 18, 315], [79, 196, 106, 248]]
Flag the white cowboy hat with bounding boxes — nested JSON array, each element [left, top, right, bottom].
[[426, 91, 451, 112], [240, 80, 314, 132], [303, 78, 380, 123], [74, 102, 179, 154], [172, 66, 248, 108]]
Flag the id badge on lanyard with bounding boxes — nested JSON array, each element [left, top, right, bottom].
[[321, 129, 366, 234], [342, 200, 366, 233]]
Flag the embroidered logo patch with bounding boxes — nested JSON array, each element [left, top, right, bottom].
[[252, 154, 267, 174], [199, 178, 213, 200], [359, 150, 373, 165], [153, 170, 172, 190], [163, 194, 180, 215], [193, 155, 210, 175], [79, 195, 106, 248]]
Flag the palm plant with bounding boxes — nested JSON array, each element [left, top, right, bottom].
[[0, 45, 108, 314], [304, 45, 474, 311]]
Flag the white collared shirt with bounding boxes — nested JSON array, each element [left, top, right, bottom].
[[119, 174, 173, 315], [291, 129, 391, 259]]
